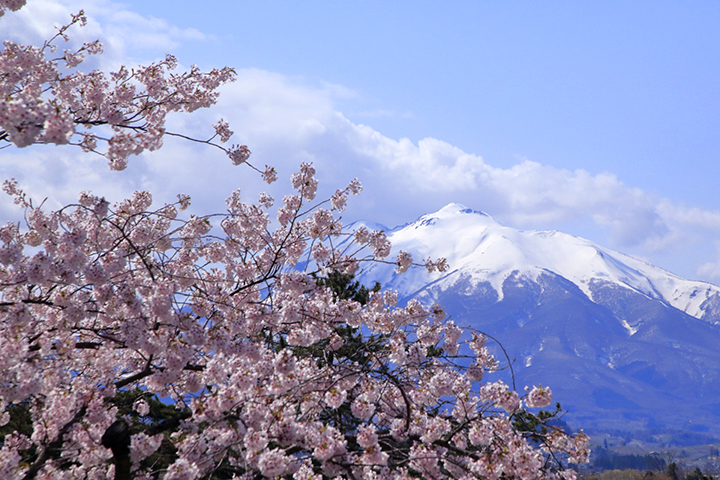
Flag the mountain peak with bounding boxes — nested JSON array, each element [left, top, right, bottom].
[[435, 203, 491, 218], [409, 204, 497, 231]]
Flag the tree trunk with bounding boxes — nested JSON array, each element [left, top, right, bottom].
[[102, 419, 132, 480]]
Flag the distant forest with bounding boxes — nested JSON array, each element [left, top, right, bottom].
[[592, 447, 666, 472]]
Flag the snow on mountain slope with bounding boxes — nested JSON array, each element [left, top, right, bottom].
[[357, 203, 720, 321], [353, 204, 720, 432]]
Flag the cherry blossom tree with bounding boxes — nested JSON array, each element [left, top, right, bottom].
[[0, 2, 590, 479], [0, 0, 261, 174]]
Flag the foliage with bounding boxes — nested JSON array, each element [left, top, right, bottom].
[[0, 2, 590, 479], [315, 270, 381, 305], [512, 402, 565, 438]]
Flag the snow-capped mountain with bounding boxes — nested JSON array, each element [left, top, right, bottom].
[[355, 203, 720, 434]]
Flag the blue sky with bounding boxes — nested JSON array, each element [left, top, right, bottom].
[[131, 0, 720, 193], [3, 0, 720, 282]]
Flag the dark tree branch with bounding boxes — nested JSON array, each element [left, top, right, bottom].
[[115, 365, 154, 389]]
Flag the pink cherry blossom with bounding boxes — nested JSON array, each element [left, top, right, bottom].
[[526, 384, 554, 409], [0, 11, 248, 171]]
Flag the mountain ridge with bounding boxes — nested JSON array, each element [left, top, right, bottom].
[[356, 203, 720, 324], [354, 203, 720, 433]]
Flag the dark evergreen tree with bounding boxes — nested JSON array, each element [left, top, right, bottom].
[[686, 466, 714, 480]]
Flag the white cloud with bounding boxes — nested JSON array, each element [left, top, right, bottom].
[[203, 73, 720, 279]]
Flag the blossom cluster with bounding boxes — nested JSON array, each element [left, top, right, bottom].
[[0, 7, 248, 171], [0, 0, 24, 17], [0, 163, 589, 479]]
